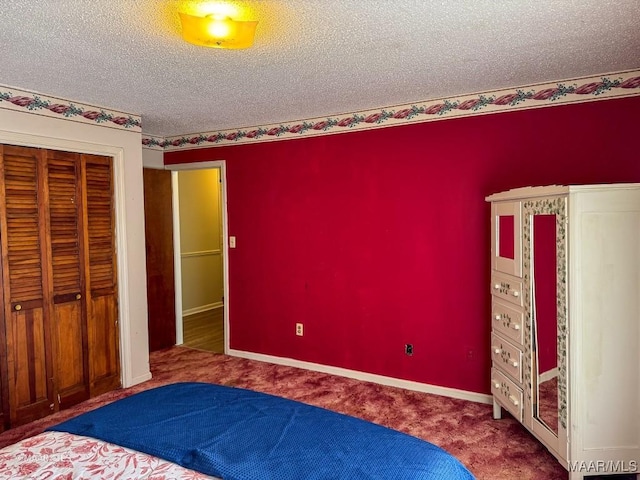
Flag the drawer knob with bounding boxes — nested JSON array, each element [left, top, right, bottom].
[[492, 380, 500, 389], [76, 293, 82, 300], [511, 323, 521, 331], [508, 395, 519, 406], [493, 347, 501, 354], [511, 290, 520, 297], [494, 314, 501, 321], [509, 360, 519, 368], [493, 284, 501, 290], [14, 304, 22, 311]]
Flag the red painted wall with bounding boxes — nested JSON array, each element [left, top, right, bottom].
[[166, 96, 640, 394]]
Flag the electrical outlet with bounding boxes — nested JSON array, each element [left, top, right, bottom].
[[296, 323, 303, 336], [405, 344, 413, 356]]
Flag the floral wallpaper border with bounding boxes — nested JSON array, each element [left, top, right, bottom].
[[0, 86, 142, 132], [150, 69, 640, 151]]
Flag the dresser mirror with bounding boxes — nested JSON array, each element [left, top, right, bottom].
[[492, 202, 522, 278], [531, 214, 559, 436]]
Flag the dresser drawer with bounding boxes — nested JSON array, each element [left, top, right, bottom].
[[490, 271, 523, 307], [491, 368, 523, 422], [492, 298, 524, 345], [491, 333, 523, 383]]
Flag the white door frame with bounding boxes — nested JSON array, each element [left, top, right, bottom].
[[165, 161, 229, 353], [0, 130, 141, 387]]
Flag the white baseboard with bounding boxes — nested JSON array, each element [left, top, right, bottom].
[[182, 302, 223, 317], [126, 371, 152, 388], [227, 349, 492, 404], [539, 367, 559, 383]]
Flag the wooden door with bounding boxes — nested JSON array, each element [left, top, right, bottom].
[[46, 150, 90, 408], [0, 145, 56, 426], [83, 154, 120, 396], [143, 168, 176, 351]]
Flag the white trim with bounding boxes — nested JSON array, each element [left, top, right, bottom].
[[227, 349, 492, 404], [130, 372, 152, 385], [166, 160, 229, 354], [171, 172, 183, 345], [182, 301, 223, 317], [111, 148, 133, 387], [539, 367, 559, 383], [181, 249, 221, 258], [0, 130, 136, 388]]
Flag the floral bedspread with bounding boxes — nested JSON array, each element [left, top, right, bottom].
[[0, 431, 217, 479]]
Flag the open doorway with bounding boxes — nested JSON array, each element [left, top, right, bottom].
[[169, 162, 229, 354]]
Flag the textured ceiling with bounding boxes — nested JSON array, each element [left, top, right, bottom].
[[1, 0, 639, 137]]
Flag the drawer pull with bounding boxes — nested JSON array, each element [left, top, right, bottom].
[[509, 359, 519, 368], [508, 395, 519, 406], [14, 304, 22, 311]]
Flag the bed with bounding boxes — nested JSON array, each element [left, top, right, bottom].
[[0, 382, 475, 479]]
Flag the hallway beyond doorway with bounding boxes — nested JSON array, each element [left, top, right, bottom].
[[182, 308, 224, 353]]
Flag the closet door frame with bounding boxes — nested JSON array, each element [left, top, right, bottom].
[[0, 132, 134, 389]]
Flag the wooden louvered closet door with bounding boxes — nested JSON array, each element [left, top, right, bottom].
[[47, 150, 90, 409], [0, 145, 119, 429], [83, 155, 120, 397], [0, 145, 55, 426]]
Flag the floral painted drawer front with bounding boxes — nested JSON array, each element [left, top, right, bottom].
[[492, 298, 524, 345], [491, 333, 523, 384], [490, 271, 523, 307], [0, 431, 217, 479], [491, 368, 523, 423]]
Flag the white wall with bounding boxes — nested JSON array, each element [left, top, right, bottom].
[[142, 148, 164, 169], [0, 108, 151, 387]]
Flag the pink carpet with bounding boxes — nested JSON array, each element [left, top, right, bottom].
[[0, 346, 603, 479]]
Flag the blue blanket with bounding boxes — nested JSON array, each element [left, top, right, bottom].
[[49, 382, 474, 480]]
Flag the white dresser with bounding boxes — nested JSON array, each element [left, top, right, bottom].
[[487, 184, 640, 480]]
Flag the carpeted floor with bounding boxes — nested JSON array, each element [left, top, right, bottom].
[[0, 346, 615, 479]]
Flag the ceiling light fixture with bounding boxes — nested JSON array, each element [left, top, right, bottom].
[[179, 11, 258, 49]]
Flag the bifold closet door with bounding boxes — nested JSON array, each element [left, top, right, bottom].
[[0, 145, 119, 427], [83, 155, 120, 396], [46, 150, 90, 409], [0, 145, 55, 426]]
